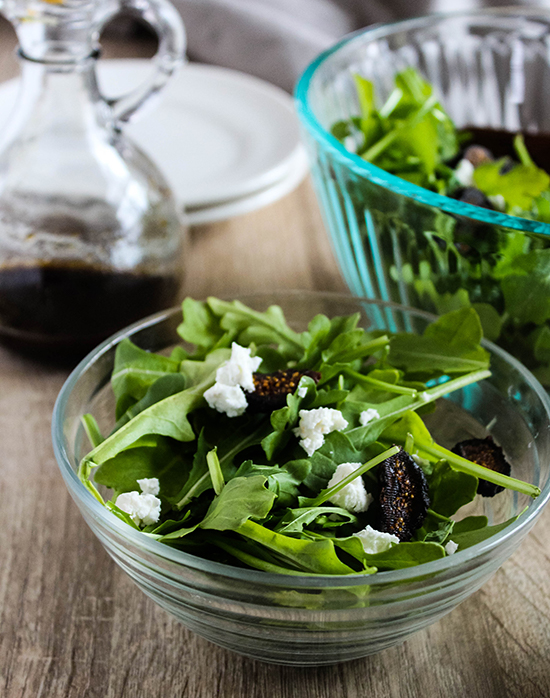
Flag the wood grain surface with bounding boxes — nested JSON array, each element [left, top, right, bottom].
[[0, 17, 549, 698]]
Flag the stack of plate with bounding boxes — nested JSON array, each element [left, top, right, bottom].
[[0, 60, 308, 225]]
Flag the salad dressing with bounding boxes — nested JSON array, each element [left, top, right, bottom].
[[0, 262, 180, 356]]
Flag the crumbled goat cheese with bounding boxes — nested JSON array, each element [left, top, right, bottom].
[[454, 158, 475, 187], [204, 382, 248, 417], [353, 524, 400, 554], [412, 453, 431, 469], [215, 342, 262, 392], [359, 408, 380, 426], [116, 491, 161, 527], [293, 407, 348, 456], [297, 385, 308, 398], [203, 342, 262, 417], [445, 540, 459, 555], [488, 194, 506, 211], [327, 462, 373, 513], [137, 477, 160, 496], [344, 135, 358, 153]]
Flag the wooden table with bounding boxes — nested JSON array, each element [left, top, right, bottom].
[[0, 19, 549, 698]]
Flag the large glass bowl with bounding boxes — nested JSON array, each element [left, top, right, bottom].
[[295, 9, 550, 386], [52, 292, 550, 666]]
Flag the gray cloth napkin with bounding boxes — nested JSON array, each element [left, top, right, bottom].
[[174, 0, 548, 91]]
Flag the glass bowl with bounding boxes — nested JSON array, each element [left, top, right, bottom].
[[52, 292, 550, 666], [295, 8, 550, 386]]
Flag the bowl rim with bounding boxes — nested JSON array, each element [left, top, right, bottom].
[[294, 7, 550, 238], [52, 291, 550, 589]]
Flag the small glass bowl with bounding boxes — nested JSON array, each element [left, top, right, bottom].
[[295, 9, 550, 383], [52, 292, 550, 666]]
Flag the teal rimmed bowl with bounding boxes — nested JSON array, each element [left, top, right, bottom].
[[295, 8, 550, 384]]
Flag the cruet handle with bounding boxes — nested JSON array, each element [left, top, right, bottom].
[[95, 0, 186, 123]]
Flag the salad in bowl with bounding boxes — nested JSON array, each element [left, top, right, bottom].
[[53, 293, 550, 664]]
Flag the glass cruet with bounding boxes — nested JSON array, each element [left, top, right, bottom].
[[0, 0, 186, 356]]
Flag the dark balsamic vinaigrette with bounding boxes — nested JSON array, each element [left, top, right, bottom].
[[465, 127, 550, 170], [0, 261, 180, 359]]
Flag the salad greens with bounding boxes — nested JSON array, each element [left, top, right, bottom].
[[332, 67, 550, 218], [79, 298, 539, 577], [330, 67, 550, 385], [332, 69, 459, 193]]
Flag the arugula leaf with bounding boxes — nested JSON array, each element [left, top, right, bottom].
[[388, 307, 490, 376], [111, 338, 180, 404], [177, 298, 231, 355], [446, 515, 518, 550], [94, 436, 190, 498], [233, 461, 301, 508], [334, 536, 445, 569], [451, 515, 488, 534], [415, 510, 455, 544], [211, 535, 331, 576], [206, 297, 304, 360], [427, 460, 478, 517], [114, 373, 187, 430], [85, 378, 210, 467], [473, 159, 550, 210], [275, 506, 357, 534], [200, 476, 276, 531], [236, 520, 358, 575], [499, 250, 550, 325]]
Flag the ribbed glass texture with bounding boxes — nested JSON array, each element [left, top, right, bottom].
[[52, 293, 550, 665], [295, 9, 550, 378]]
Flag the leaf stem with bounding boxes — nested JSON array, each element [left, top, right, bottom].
[[418, 369, 492, 404], [81, 414, 104, 448], [207, 448, 225, 495], [424, 443, 541, 498], [328, 335, 389, 364], [77, 458, 105, 504], [344, 368, 418, 396], [514, 134, 535, 168]]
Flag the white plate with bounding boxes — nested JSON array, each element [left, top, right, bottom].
[[106, 60, 306, 208], [0, 60, 307, 210], [186, 146, 309, 225]]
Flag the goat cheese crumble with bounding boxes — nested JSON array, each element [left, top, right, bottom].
[[353, 524, 400, 554], [327, 462, 372, 513], [359, 408, 380, 426], [293, 407, 348, 456], [203, 382, 248, 417], [136, 477, 160, 496], [445, 539, 459, 555], [116, 478, 161, 526], [204, 342, 262, 417], [454, 158, 475, 187], [215, 342, 262, 391]]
